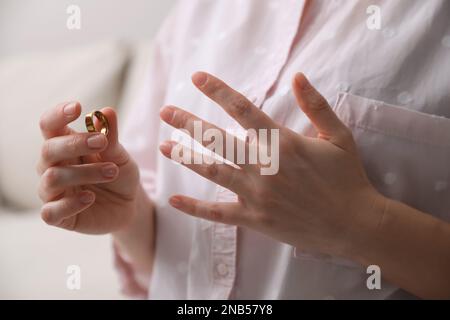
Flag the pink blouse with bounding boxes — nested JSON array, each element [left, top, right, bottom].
[[117, 0, 450, 299]]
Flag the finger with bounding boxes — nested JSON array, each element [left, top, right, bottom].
[[38, 163, 119, 202], [191, 72, 278, 130], [160, 105, 254, 168], [38, 132, 108, 174], [159, 141, 248, 195], [39, 101, 81, 139], [41, 191, 95, 227], [96, 107, 130, 166], [169, 195, 248, 226], [292, 73, 353, 149]]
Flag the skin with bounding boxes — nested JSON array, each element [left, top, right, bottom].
[[159, 72, 450, 299], [38, 72, 450, 299], [37, 104, 154, 279]]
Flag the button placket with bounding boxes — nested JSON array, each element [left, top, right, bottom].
[[207, 0, 306, 298], [211, 204, 237, 298], [209, 121, 240, 298], [252, 0, 306, 109]]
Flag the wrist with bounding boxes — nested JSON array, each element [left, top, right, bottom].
[[113, 183, 154, 240], [340, 187, 389, 264], [112, 182, 155, 280]]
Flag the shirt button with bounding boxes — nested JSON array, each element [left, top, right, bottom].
[[216, 263, 229, 277]]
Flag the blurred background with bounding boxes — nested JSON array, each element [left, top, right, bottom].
[[0, 0, 175, 299]]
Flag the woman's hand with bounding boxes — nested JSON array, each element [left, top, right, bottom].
[[37, 102, 141, 234], [159, 72, 386, 259]]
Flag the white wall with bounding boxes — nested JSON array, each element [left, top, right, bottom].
[[0, 0, 175, 57]]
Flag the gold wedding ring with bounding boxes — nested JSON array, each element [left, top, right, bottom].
[[85, 110, 109, 135]]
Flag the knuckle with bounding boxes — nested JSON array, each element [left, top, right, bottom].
[[302, 85, 317, 100], [67, 135, 82, 154], [258, 212, 276, 229], [177, 111, 191, 129], [43, 167, 59, 189], [230, 96, 251, 116], [41, 207, 54, 225], [205, 79, 222, 95], [36, 162, 44, 176], [206, 163, 219, 179], [41, 141, 51, 161], [311, 98, 329, 113], [305, 88, 329, 112], [208, 205, 223, 222], [60, 197, 76, 214]]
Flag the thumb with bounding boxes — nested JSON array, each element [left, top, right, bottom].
[[292, 73, 349, 145], [98, 107, 129, 166]]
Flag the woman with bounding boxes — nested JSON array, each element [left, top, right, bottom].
[[37, 0, 450, 299]]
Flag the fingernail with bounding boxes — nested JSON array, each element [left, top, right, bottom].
[[102, 164, 118, 178], [80, 192, 94, 204], [159, 141, 173, 156], [63, 102, 78, 115], [295, 73, 309, 90], [192, 72, 208, 87], [87, 134, 106, 149], [160, 106, 175, 123], [169, 196, 182, 208]]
